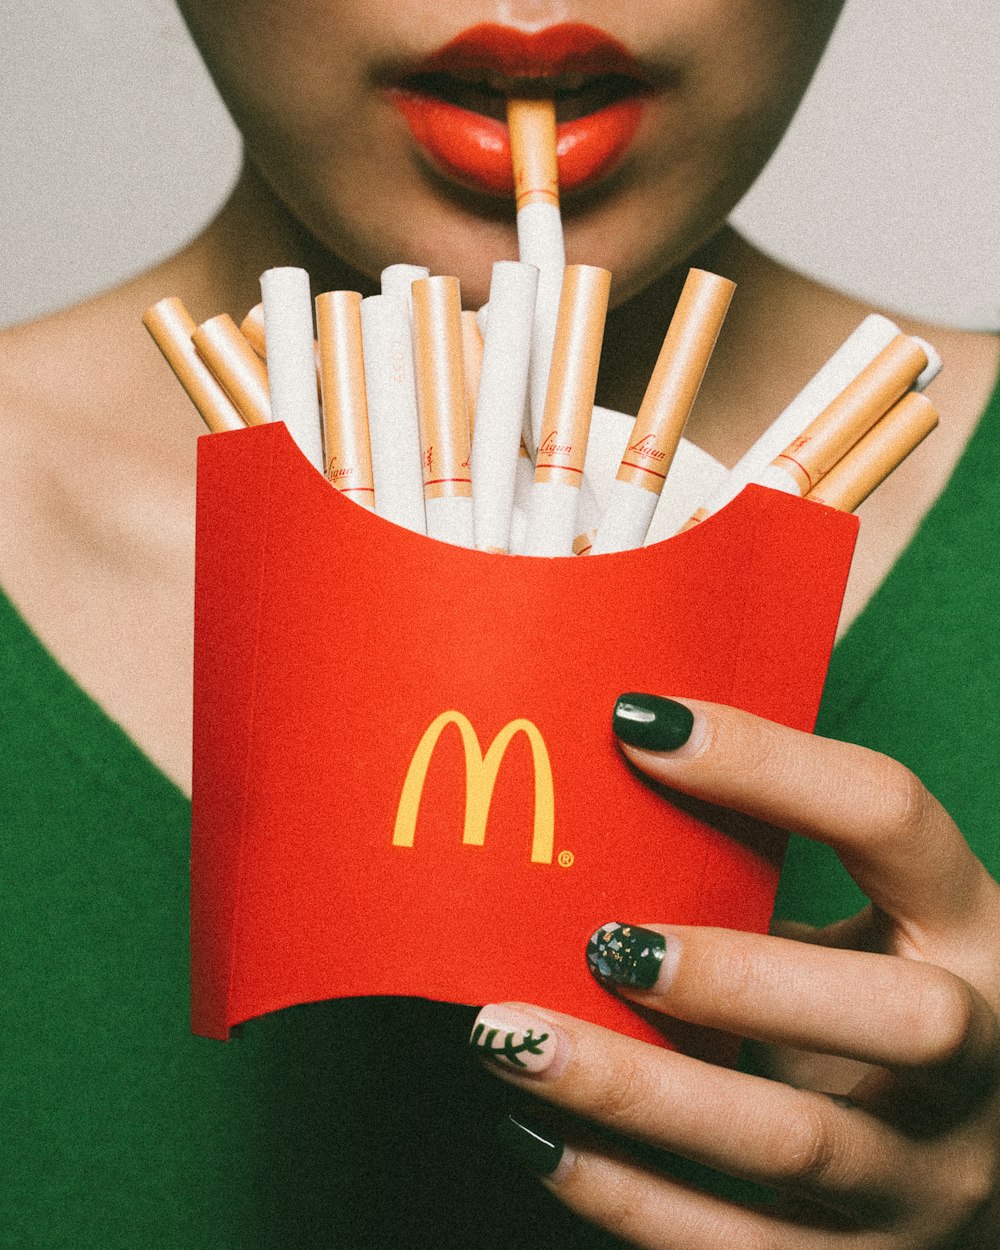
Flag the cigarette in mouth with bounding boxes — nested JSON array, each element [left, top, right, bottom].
[[507, 96, 565, 456]]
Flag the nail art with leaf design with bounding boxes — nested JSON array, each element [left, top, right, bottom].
[[470, 1005, 558, 1074]]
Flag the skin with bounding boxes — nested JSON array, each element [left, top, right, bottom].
[[0, 1, 997, 1244]]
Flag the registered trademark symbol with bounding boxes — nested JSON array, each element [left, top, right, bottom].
[[557, 851, 574, 868]]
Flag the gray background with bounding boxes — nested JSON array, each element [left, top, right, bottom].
[[2, 0, 997, 330]]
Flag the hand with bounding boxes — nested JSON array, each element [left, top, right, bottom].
[[469, 695, 1000, 1249]]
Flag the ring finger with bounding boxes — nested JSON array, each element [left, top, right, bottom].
[[471, 1002, 923, 1211]]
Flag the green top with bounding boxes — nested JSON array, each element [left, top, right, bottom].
[[3, 370, 999, 1248]]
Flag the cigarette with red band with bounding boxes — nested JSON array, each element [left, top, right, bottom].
[[410, 276, 476, 548], [591, 268, 735, 554], [316, 290, 375, 510], [524, 264, 612, 556], [806, 390, 938, 514], [753, 334, 929, 498], [507, 97, 565, 455], [684, 314, 942, 528], [143, 297, 247, 434]]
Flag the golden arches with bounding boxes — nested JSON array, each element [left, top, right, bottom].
[[392, 711, 555, 864]]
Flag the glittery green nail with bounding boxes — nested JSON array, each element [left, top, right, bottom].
[[586, 922, 666, 989]]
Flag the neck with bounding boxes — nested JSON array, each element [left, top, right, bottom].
[[158, 160, 377, 324]]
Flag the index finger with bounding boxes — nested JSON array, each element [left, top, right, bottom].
[[612, 694, 995, 938]]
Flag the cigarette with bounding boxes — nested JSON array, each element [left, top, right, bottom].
[[410, 276, 476, 548], [686, 314, 942, 526], [475, 303, 490, 338], [359, 294, 427, 534], [142, 297, 246, 434], [523, 264, 612, 556], [805, 390, 938, 513], [508, 442, 535, 555], [260, 267, 325, 472], [591, 269, 735, 554], [381, 264, 431, 304], [241, 299, 325, 391], [239, 303, 267, 358], [315, 290, 375, 510], [470, 261, 539, 554], [191, 314, 272, 427], [507, 96, 565, 455], [753, 334, 929, 497], [461, 310, 485, 438]]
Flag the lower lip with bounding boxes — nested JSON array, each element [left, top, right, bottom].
[[389, 91, 645, 198]]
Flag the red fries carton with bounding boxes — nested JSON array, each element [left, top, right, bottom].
[[191, 422, 857, 1050]]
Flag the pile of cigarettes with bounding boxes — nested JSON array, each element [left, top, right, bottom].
[[144, 99, 941, 558]]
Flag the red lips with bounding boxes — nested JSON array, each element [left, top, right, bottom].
[[388, 24, 652, 198]]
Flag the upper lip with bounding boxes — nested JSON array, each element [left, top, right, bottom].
[[393, 22, 656, 95]]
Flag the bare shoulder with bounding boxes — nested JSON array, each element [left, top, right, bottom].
[[0, 273, 206, 792], [0, 278, 203, 577]]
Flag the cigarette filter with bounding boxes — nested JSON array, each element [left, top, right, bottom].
[[756, 334, 929, 497], [143, 297, 246, 434], [381, 264, 431, 305], [806, 391, 938, 513], [470, 262, 538, 554], [239, 304, 267, 358], [316, 290, 374, 510], [460, 310, 484, 438], [591, 269, 735, 555], [524, 265, 612, 556], [359, 294, 427, 535], [191, 315, 272, 427], [410, 276, 475, 548], [260, 267, 325, 472], [507, 97, 566, 454]]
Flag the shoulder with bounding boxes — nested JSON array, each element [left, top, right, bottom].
[[0, 276, 204, 591]]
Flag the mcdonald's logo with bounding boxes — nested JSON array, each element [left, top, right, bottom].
[[393, 711, 555, 864]]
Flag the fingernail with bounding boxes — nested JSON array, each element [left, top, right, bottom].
[[613, 693, 694, 751], [496, 1114, 564, 1176], [470, 1005, 560, 1075], [587, 922, 667, 990]]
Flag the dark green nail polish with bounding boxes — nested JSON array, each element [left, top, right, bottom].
[[496, 1114, 564, 1176], [587, 922, 666, 989], [613, 693, 694, 751]]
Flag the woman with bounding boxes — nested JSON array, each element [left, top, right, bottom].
[[1, 1, 998, 1246]]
